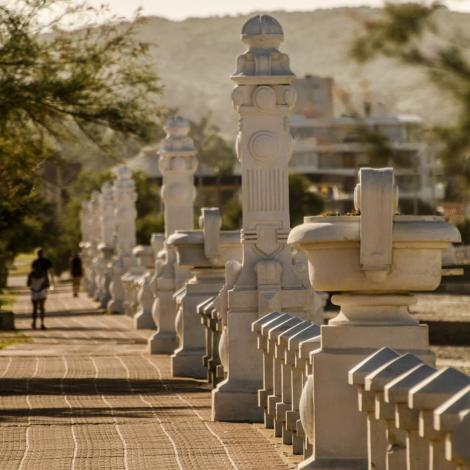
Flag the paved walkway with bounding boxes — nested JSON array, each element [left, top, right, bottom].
[[0, 281, 295, 470]]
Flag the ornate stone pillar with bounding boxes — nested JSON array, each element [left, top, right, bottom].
[[79, 200, 92, 292], [212, 15, 317, 422], [88, 190, 101, 298], [148, 116, 197, 353], [96, 182, 115, 308], [107, 166, 137, 313]]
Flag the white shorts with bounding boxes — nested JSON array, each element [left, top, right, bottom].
[[31, 289, 47, 301]]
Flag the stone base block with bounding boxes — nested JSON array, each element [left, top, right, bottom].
[[293, 433, 304, 455], [286, 410, 299, 431], [134, 310, 155, 330], [148, 331, 177, 355], [267, 394, 281, 418], [99, 294, 110, 309], [0, 312, 15, 330], [264, 412, 274, 429], [281, 423, 292, 445], [216, 364, 225, 378], [212, 381, 263, 422], [258, 388, 268, 408], [107, 300, 124, 314], [171, 349, 206, 379]]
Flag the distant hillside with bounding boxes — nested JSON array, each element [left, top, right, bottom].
[[133, 7, 469, 136]]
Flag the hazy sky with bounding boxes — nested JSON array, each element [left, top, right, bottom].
[[83, 0, 470, 20]]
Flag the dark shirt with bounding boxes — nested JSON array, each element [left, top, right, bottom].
[[32, 257, 52, 282], [70, 256, 83, 277]]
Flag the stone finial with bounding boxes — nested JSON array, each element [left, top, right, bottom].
[[234, 14, 294, 81], [114, 165, 133, 184], [160, 116, 196, 157]]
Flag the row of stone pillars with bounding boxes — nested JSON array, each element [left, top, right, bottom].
[[78, 13, 466, 469], [79, 13, 324, 424]]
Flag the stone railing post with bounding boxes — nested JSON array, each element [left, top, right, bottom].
[[107, 165, 137, 314], [148, 116, 197, 353], [212, 14, 319, 423]]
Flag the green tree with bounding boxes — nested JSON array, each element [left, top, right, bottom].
[[189, 115, 236, 175], [0, 0, 162, 287], [288, 174, 325, 226], [351, 2, 470, 186], [45, 170, 164, 274]]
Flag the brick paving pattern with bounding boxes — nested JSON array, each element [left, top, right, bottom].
[[1, 281, 295, 469]]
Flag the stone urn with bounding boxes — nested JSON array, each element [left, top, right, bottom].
[[168, 208, 242, 379], [288, 167, 461, 326], [287, 167, 461, 469]]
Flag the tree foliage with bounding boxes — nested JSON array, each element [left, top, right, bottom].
[[189, 115, 236, 175], [351, 2, 470, 185], [0, 0, 162, 287]]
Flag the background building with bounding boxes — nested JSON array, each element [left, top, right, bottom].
[[289, 75, 441, 213]]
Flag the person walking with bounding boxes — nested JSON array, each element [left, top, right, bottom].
[[27, 262, 49, 329], [32, 249, 55, 290], [70, 252, 83, 297]]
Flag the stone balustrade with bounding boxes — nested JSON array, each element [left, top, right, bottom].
[[197, 295, 220, 387], [252, 312, 320, 457], [349, 348, 470, 470]]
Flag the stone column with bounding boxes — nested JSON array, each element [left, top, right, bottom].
[[79, 200, 92, 292], [96, 182, 115, 308], [148, 116, 197, 353], [88, 190, 101, 298], [212, 15, 317, 422], [107, 166, 137, 313]]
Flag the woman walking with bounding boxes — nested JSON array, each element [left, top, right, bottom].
[[27, 262, 50, 329]]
